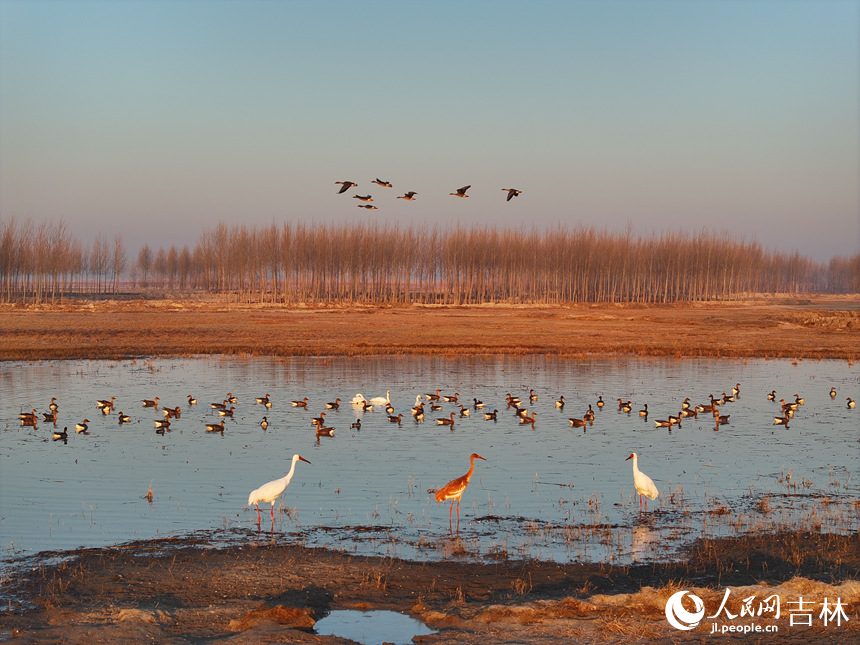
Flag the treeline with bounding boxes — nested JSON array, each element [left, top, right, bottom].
[[2, 217, 858, 304]]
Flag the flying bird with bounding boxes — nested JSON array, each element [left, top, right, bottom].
[[371, 178, 393, 187], [434, 453, 486, 533], [450, 185, 471, 198], [358, 204, 378, 209], [502, 188, 522, 201], [335, 181, 357, 194], [353, 194, 373, 202], [248, 454, 311, 523], [397, 192, 418, 200]]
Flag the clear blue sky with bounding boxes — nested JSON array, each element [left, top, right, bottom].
[[2, 0, 858, 262]]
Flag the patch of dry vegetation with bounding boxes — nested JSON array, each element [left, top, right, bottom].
[[1, 296, 858, 361]]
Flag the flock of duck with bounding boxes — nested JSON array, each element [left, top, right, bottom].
[[335, 178, 522, 209], [17, 382, 854, 533]]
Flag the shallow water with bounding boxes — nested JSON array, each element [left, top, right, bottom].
[[1, 356, 857, 567], [314, 610, 435, 645]]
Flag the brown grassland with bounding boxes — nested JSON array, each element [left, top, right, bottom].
[[1, 295, 858, 643]]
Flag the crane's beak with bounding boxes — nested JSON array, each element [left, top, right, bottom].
[[298, 456, 311, 464]]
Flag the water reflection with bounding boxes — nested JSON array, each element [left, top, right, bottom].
[[0, 356, 857, 566]]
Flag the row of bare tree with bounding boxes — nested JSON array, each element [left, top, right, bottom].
[[2, 217, 858, 304]]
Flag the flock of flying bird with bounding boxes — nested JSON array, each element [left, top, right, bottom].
[[17, 383, 854, 533], [335, 178, 523, 210]]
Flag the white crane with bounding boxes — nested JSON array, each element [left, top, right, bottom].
[[626, 452, 659, 511], [248, 454, 311, 524]]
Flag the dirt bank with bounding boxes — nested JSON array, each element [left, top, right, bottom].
[[1, 296, 858, 361], [2, 530, 858, 644]]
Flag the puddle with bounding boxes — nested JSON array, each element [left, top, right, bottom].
[[314, 609, 435, 644]]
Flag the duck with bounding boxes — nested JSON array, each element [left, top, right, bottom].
[[96, 396, 115, 410], [142, 397, 159, 408], [506, 393, 521, 406], [371, 178, 393, 187], [351, 419, 361, 429], [436, 412, 456, 426], [429, 402, 443, 411], [357, 204, 378, 209], [20, 415, 38, 427], [19, 409, 38, 421], [450, 185, 471, 198], [830, 387, 837, 398], [335, 180, 357, 194], [442, 392, 459, 403], [397, 191, 417, 200], [353, 194, 373, 202], [255, 394, 270, 405], [620, 401, 632, 414], [848, 398, 856, 409], [42, 410, 57, 423], [385, 403, 394, 414], [714, 412, 730, 425], [75, 419, 89, 433], [205, 420, 225, 432], [326, 398, 341, 409], [458, 405, 470, 417], [118, 412, 131, 424], [721, 392, 735, 403], [388, 413, 403, 424], [316, 426, 335, 437], [210, 400, 227, 410], [425, 389, 442, 401], [767, 390, 776, 400], [555, 396, 565, 409], [163, 406, 180, 418], [49, 397, 59, 411], [472, 398, 484, 409], [639, 404, 648, 417], [187, 395, 197, 405], [227, 393, 238, 404], [53, 427, 68, 441], [483, 409, 498, 420], [260, 417, 268, 429], [668, 414, 682, 426], [528, 389, 538, 402], [569, 417, 587, 428], [154, 418, 171, 429], [519, 412, 536, 426], [583, 405, 595, 422], [311, 412, 326, 426], [218, 406, 235, 417], [732, 383, 741, 396], [773, 415, 790, 426], [411, 402, 425, 416], [291, 397, 309, 408], [654, 419, 673, 428], [681, 397, 691, 410], [362, 401, 374, 412], [596, 396, 605, 408], [794, 394, 805, 406], [780, 399, 798, 411], [680, 408, 698, 419], [502, 188, 522, 201]]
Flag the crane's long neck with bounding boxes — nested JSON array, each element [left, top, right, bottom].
[[465, 455, 478, 482], [284, 456, 299, 483]]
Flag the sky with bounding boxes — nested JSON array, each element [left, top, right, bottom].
[[1, 0, 858, 263]]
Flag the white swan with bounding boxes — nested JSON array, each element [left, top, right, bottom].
[[369, 390, 391, 405], [350, 393, 367, 405]]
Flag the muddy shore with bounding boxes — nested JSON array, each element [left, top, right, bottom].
[[2, 530, 858, 644]]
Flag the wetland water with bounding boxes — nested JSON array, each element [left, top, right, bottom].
[[1, 356, 857, 566]]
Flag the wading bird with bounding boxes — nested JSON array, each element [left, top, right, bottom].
[[626, 452, 658, 511], [248, 454, 311, 524], [434, 453, 486, 533], [502, 188, 522, 201], [450, 185, 471, 198]]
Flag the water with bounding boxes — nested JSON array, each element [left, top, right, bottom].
[[314, 610, 435, 644], [1, 356, 857, 567]]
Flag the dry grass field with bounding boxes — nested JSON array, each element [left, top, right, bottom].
[[1, 295, 858, 361]]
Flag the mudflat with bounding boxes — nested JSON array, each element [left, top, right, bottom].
[[1, 295, 858, 360]]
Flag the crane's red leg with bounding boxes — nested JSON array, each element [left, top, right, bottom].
[[255, 503, 261, 524], [456, 498, 461, 534], [271, 504, 275, 521], [448, 500, 454, 532]]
